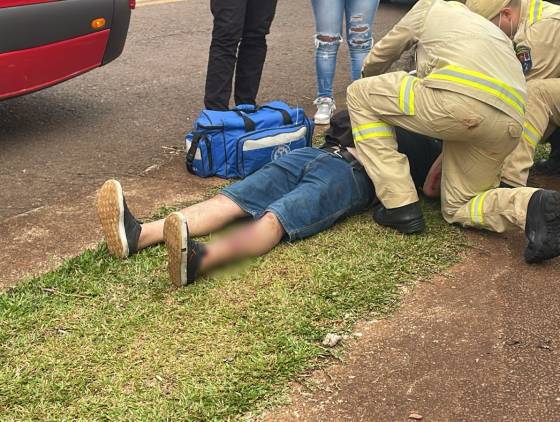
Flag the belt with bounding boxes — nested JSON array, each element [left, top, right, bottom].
[[322, 145, 356, 164]]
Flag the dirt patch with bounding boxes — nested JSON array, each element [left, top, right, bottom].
[[0, 156, 224, 289], [265, 230, 560, 421], [265, 176, 560, 422]]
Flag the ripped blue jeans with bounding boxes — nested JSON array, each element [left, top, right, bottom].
[[311, 0, 379, 98]]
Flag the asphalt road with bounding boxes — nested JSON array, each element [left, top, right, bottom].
[[0, 0, 410, 221]]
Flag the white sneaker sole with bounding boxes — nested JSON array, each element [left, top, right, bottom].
[[164, 212, 188, 287], [96, 180, 128, 258]]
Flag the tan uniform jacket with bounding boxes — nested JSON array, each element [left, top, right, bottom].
[[514, 0, 560, 80], [362, 0, 527, 124]]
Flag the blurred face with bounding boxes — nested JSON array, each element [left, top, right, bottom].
[[491, 7, 522, 39]]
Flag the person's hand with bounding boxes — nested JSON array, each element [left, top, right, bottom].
[[422, 153, 442, 198]]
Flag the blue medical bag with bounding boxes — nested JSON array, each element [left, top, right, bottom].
[[185, 101, 314, 178]]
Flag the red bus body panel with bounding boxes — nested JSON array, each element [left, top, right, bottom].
[[0, 30, 110, 100]]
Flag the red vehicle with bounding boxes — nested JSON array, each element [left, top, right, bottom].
[[0, 0, 134, 100]]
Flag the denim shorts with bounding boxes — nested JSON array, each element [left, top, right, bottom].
[[220, 147, 375, 241]]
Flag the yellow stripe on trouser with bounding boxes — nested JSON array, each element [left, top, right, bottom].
[[426, 65, 527, 116], [352, 122, 395, 142], [529, 0, 543, 24], [469, 191, 491, 226], [522, 121, 541, 148], [399, 76, 417, 115]]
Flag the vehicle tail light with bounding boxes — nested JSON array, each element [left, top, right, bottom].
[[129, 0, 136, 9]]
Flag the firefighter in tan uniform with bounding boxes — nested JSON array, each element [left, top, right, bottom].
[[466, 0, 560, 187], [347, 0, 560, 263]]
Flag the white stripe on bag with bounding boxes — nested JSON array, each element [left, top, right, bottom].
[[242, 127, 308, 151]]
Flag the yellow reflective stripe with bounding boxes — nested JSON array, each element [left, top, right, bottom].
[[524, 121, 541, 138], [352, 122, 391, 134], [354, 131, 395, 142], [399, 78, 407, 113], [529, 0, 543, 24], [426, 65, 526, 115], [477, 191, 490, 225], [469, 191, 490, 225], [410, 81, 416, 115], [399, 76, 417, 115], [522, 121, 541, 147], [352, 122, 395, 142], [427, 74, 525, 115], [443, 65, 526, 106], [523, 132, 538, 147]]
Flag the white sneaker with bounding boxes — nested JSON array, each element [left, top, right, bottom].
[[313, 97, 336, 125]]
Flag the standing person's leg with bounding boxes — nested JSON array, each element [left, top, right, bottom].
[[311, 0, 344, 124], [233, 0, 277, 106], [345, 0, 378, 81], [204, 0, 247, 111], [501, 79, 560, 187]]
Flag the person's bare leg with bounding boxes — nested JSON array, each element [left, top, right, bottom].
[[138, 194, 247, 249], [164, 211, 285, 286], [199, 212, 285, 273]]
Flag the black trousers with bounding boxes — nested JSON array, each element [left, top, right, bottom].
[[547, 128, 560, 161], [204, 0, 277, 111]]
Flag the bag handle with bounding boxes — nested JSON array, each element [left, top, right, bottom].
[[258, 105, 293, 125], [186, 133, 202, 174], [233, 110, 256, 132], [232, 104, 257, 113]]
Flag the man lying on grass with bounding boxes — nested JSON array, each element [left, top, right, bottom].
[[96, 128, 442, 287]]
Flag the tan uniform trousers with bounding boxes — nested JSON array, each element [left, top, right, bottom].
[[347, 71, 539, 233], [501, 78, 560, 187]]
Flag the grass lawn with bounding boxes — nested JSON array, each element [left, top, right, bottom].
[[534, 142, 551, 163], [0, 195, 465, 421]]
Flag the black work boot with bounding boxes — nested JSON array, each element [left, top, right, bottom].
[[96, 179, 142, 258], [373, 201, 425, 234], [163, 212, 207, 287], [524, 189, 560, 264], [533, 129, 560, 175], [533, 156, 560, 175]]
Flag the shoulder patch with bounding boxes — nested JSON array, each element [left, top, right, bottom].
[[515, 45, 533, 75]]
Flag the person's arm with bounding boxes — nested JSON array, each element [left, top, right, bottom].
[[422, 152, 442, 198], [361, 0, 431, 77], [523, 19, 560, 80]]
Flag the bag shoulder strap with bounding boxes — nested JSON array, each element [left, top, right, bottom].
[[232, 110, 256, 132], [186, 134, 202, 174]]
